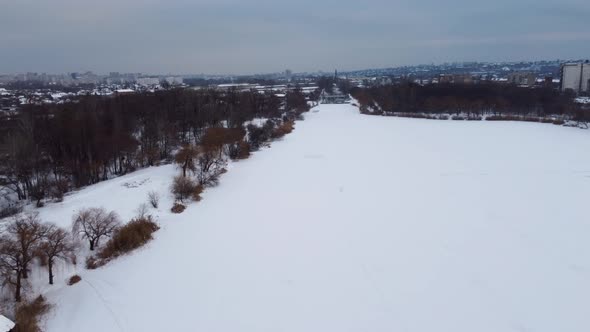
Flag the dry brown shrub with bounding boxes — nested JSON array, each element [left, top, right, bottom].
[[271, 120, 295, 139], [192, 185, 204, 202], [68, 275, 82, 285], [171, 175, 197, 202], [13, 295, 51, 332], [237, 141, 251, 159], [202, 127, 246, 147], [552, 119, 565, 125], [394, 113, 429, 119], [229, 140, 251, 160], [86, 217, 159, 269], [85, 255, 99, 269], [49, 178, 69, 202], [171, 203, 186, 214], [97, 216, 160, 261], [486, 115, 520, 121], [486, 115, 563, 124]]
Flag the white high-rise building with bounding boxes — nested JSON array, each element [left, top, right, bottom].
[[165, 76, 184, 85], [137, 77, 161, 86], [561, 62, 590, 94]]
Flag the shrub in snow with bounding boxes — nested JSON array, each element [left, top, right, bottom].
[[271, 120, 294, 139], [228, 140, 251, 160], [136, 203, 150, 219], [171, 175, 197, 202], [29, 181, 47, 208], [552, 119, 565, 125], [486, 115, 563, 123], [192, 185, 204, 202], [87, 216, 160, 269], [98, 216, 159, 260], [247, 121, 275, 150], [49, 178, 69, 202], [147, 190, 160, 208], [14, 295, 51, 332], [68, 275, 81, 286], [0, 202, 23, 219], [72, 207, 121, 251], [85, 256, 99, 270], [171, 203, 186, 214]]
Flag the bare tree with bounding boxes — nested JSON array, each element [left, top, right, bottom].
[[174, 144, 199, 177], [7, 212, 47, 279], [0, 235, 25, 301], [147, 190, 160, 208], [195, 149, 225, 187], [38, 224, 75, 284], [72, 208, 121, 251]]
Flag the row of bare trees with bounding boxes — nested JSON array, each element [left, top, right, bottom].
[[170, 114, 300, 205], [0, 207, 121, 302], [171, 126, 247, 202], [0, 88, 309, 213], [351, 82, 587, 119], [0, 214, 73, 301]]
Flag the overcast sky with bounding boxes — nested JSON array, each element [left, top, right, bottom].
[[1, 0, 589, 75]]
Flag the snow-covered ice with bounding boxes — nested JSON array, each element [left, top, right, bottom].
[[42, 103, 590, 332]]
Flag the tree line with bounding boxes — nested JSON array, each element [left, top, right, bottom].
[[350, 82, 588, 121], [0, 88, 309, 211]]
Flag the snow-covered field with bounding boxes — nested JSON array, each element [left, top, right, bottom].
[[40, 103, 590, 332]]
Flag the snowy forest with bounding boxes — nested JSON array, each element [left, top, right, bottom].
[[0, 88, 309, 214], [351, 82, 589, 121]]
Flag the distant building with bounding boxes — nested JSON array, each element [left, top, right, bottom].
[[114, 88, 135, 95], [137, 77, 161, 86], [438, 74, 474, 84], [164, 76, 184, 85], [561, 61, 590, 94], [507, 72, 536, 87], [320, 86, 349, 104]]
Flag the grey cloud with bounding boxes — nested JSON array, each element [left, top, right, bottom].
[[0, 0, 589, 74]]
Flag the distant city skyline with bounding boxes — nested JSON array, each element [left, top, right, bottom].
[[1, 0, 589, 75], [0, 59, 582, 78]]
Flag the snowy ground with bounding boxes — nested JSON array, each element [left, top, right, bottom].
[[40, 103, 590, 332]]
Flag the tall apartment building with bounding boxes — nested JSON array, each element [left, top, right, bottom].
[[507, 72, 536, 87], [561, 61, 590, 94]]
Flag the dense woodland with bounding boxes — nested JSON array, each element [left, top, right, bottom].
[[0, 88, 309, 211], [351, 82, 588, 121]]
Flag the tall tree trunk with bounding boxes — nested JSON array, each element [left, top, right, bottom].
[[48, 259, 54, 285], [22, 262, 28, 279], [15, 273, 22, 302]]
